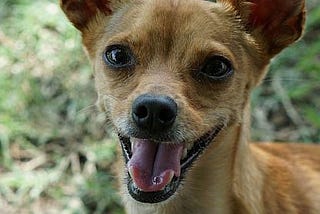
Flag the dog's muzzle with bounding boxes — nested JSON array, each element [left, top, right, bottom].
[[118, 94, 224, 203]]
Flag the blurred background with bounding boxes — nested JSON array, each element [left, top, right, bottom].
[[0, 0, 319, 213]]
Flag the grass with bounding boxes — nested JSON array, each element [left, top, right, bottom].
[[0, 0, 123, 213], [0, 0, 319, 213]]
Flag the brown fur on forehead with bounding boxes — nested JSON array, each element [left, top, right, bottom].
[[96, 0, 257, 66]]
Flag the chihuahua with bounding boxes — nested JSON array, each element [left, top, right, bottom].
[[60, 0, 320, 213]]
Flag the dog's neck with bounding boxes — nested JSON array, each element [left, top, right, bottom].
[[124, 103, 265, 214], [231, 103, 265, 214]]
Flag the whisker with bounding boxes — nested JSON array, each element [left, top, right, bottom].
[[106, 95, 120, 102], [77, 104, 97, 115], [262, 76, 313, 83]]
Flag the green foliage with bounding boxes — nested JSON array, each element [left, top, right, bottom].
[[0, 0, 123, 213], [0, 0, 319, 213]]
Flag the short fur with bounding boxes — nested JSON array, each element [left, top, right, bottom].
[[60, 0, 320, 213]]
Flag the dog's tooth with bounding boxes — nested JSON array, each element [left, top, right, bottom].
[[182, 148, 187, 160], [130, 138, 135, 151], [128, 166, 134, 178], [187, 143, 193, 151]]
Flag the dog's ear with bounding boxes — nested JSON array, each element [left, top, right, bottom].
[[224, 0, 306, 56], [60, 0, 113, 30], [60, 0, 127, 58]]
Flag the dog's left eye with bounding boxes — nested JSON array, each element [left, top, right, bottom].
[[103, 45, 135, 68], [199, 56, 233, 80]]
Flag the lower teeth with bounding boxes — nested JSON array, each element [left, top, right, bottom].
[[182, 148, 188, 160]]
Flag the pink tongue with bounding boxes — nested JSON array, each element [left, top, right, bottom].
[[127, 139, 184, 192]]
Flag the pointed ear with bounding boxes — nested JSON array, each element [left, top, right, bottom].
[[224, 0, 306, 55], [60, 0, 113, 30]]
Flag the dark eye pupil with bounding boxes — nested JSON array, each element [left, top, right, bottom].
[[104, 45, 134, 68], [200, 56, 233, 80], [204, 60, 227, 76], [108, 49, 128, 64]]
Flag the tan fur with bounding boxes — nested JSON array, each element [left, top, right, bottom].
[[60, 0, 320, 213]]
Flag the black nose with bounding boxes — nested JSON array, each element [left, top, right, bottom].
[[132, 94, 177, 134]]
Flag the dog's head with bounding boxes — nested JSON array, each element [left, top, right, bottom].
[[61, 0, 305, 204]]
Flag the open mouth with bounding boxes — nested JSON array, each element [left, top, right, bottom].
[[119, 125, 223, 204]]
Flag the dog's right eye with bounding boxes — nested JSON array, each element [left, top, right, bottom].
[[103, 45, 135, 69], [199, 56, 233, 81]]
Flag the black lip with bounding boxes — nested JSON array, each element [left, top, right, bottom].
[[126, 174, 180, 203], [118, 125, 223, 204]]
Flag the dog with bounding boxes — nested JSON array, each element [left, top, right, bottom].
[[60, 0, 320, 213]]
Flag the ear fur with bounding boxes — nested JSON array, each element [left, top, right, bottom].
[[224, 0, 306, 55], [60, 0, 113, 30]]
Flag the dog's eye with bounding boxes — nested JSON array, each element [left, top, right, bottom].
[[200, 56, 233, 80], [103, 45, 135, 68]]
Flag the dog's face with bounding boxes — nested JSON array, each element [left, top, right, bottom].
[[61, 0, 305, 204]]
